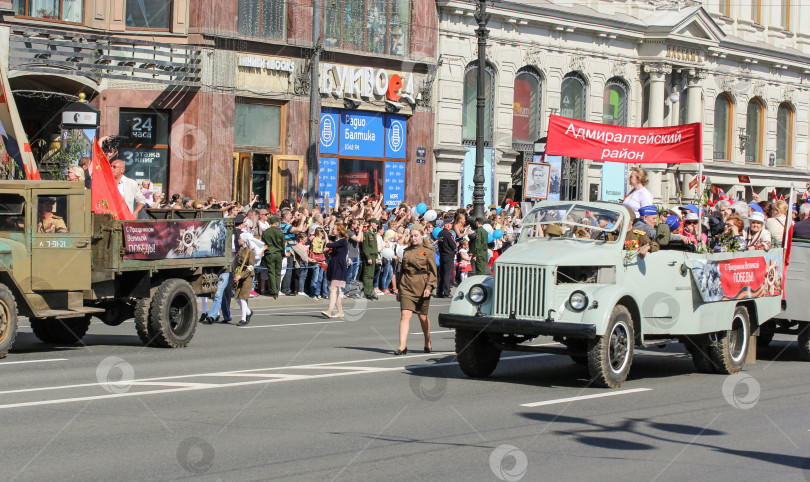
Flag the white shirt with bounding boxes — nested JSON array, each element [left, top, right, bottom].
[[117, 175, 146, 213], [622, 187, 654, 218]]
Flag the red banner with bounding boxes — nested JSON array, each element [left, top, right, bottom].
[[689, 255, 784, 302], [340, 173, 369, 185], [546, 115, 702, 164]]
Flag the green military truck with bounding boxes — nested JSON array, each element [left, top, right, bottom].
[[0, 181, 232, 357]]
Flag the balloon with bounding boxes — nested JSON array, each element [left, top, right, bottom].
[[496, 208, 502, 214], [424, 209, 437, 222], [432, 227, 442, 239], [416, 202, 428, 214], [493, 229, 504, 239], [381, 247, 395, 260], [487, 233, 494, 243], [410, 206, 419, 218], [482, 224, 494, 234]]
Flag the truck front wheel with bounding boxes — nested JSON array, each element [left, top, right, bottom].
[[148, 279, 197, 348], [0, 284, 18, 358], [708, 305, 749, 374], [798, 322, 810, 361], [30, 316, 91, 344], [455, 329, 501, 378], [588, 305, 634, 388]]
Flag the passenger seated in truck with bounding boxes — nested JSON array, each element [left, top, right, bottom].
[[36, 198, 67, 234], [633, 205, 692, 247], [623, 207, 658, 258]]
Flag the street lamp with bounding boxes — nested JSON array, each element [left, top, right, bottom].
[[471, 0, 490, 220]]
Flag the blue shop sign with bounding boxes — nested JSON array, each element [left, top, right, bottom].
[[339, 111, 385, 157], [320, 109, 339, 155], [385, 115, 407, 159], [317, 157, 338, 206], [384, 161, 406, 208]]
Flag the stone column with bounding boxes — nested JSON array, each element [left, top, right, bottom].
[[685, 69, 705, 125], [644, 63, 672, 202]]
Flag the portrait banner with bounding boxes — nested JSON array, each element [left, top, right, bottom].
[[524, 161, 551, 200], [546, 114, 702, 164], [687, 255, 784, 303], [123, 220, 228, 260]]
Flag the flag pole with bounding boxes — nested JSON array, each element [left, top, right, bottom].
[[697, 162, 703, 245], [784, 183, 795, 248]]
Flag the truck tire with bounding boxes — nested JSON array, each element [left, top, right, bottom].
[[148, 279, 197, 348], [31, 316, 91, 344], [0, 284, 18, 358], [134, 297, 154, 346], [708, 305, 749, 374], [564, 340, 588, 365], [683, 336, 716, 373], [587, 305, 634, 388], [455, 329, 501, 378], [798, 322, 810, 362]]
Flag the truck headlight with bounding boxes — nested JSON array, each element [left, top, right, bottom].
[[569, 291, 588, 312], [468, 284, 487, 305]]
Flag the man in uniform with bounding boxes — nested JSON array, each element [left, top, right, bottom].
[[261, 216, 286, 299], [624, 207, 659, 258], [37, 198, 68, 233], [471, 217, 490, 275], [436, 217, 457, 298], [361, 218, 379, 300], [633, 205, 690, 246]]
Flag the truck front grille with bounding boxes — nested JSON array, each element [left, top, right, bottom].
[[493, 264, 546, 321]]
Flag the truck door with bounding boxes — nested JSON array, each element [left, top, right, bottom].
[[30, 191, 91, 291]]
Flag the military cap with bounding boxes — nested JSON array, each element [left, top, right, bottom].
[[638, 205, 658, 216], [268, 216, 280, 224], [545, 224, 563, 237], [368, 218, 379, 224]]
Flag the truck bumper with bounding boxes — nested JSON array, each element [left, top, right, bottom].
[[438, 313, 597, 339]]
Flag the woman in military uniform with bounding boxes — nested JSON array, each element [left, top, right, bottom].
[[392, 224, 437, 355], [232, 235, 255, 326]]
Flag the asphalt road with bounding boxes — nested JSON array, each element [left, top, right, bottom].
[[1, 296, 809, 481]]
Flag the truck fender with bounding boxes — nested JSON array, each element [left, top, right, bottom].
[[0, 270, 37, 318], [578, 286, 641, 341], [448, 275, 493, 317]]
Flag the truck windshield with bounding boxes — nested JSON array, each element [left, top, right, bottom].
[[0, 194, 25, 232], [519, 204, 624, 242]]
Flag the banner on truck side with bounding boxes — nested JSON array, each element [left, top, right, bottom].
[[687, 255, 784, 302], [122, 220, 228, 260], [546, 114, 702, 164]]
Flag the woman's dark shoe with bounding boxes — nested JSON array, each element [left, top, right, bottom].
[[394, 348, 408, 356], [221, 318, 232, 324], [424, 346, 432, 353], [200, 315, 213, 325], [238, 312, 253, 326]]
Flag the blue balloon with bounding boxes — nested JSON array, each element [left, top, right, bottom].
[[416, 202, 428, 214], [496, 208, 502, 214], [487, 233, 494, 243], [432, 227, 442, 239], [493, 229, 504, 239]]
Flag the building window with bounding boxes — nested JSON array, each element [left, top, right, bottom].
[[235, 103, 281, 148], [776, 103, 792, 166], [126, 0, 171, 29], [751, 0, 761, 23], [238, 0, 286, 40], [118, 110, 170, 193], [13, 0, 83, 23], [713, 93, 732, 160], [603, 78, 628, 126], [438, 179, 459, 206], [512, 68, 542, 147], [781, 0, 790, 29], [719, 0, 730, 16], [560, 73, 587, 121], [462, 63, 495, 145], [325, 0, 409, 56], [745, 98, 764, 164]]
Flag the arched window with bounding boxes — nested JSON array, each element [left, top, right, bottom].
[[776, 102, 793, 166], [603, 78, 628, 126], [560, 73, 587, 120], [713, 93, 732, 160], [462, 62, 495, 144], [745, 98, 764, 164], [512, 68, 542, 147]]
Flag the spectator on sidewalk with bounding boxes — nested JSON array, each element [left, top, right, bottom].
[[261, 215, 285, 299], [290, 233, 313, 296]]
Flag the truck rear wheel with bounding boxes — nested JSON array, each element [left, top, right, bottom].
[[798, 322, 810, 362], [588, 305, 634, 388], [0, 284, 18, 358], [134, 297, 154, 346], [455, 329, 501, 378], [30, 316, 91, 344], [103, 301, 134, 327], [708, 305, 749, 374], [683, 336, 715, 373], [148, 279, 197, 348]]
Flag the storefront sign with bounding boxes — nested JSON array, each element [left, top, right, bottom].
[[122, 220, 227, 260], [119, 147, 168, 191], [339, 172, 369, 185], [320, 63, 416, 104], [462, 147, 494, 206], [120, 112, 159, 144], [238, 55, 295, 73], [317, 157, 338, 206], [688, 255, 784, 302], [601, 162, 627, 203], [384, 161, 406, 208], [416, 145, 426, 164], [546, 114, 702, 164], [665, 45, 702, 63], [320, 109, 340, 155], [386, 115, 407, 159], [339, 111, 385, 158]]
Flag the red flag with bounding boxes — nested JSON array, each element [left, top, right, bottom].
[[269, 192, 278, 214], [771, 189, 777, 200], [91, 139, 135, 220], [779, 194, 785, 201]]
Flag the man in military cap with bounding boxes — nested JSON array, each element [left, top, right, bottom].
[[261, 216, 285, 299], [624, 206, 659, 258], [471, 217, 490, 275], [544, 224, 564, 238], [633, 204, 690, 246], [436, 217, 457, 298], [361, 218, 379, 300], [37, 197, 68, 233]]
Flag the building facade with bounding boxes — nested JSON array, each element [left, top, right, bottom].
[[434, 0, 810, 209]]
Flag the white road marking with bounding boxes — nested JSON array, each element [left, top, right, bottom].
[[240, 319, 351, 329], [520, 388, 653, 407], [410, 330, 454, 335], [0, 358, 68, 366]]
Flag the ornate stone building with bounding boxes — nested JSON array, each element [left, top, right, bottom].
[[434, 0, 810, 208]]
